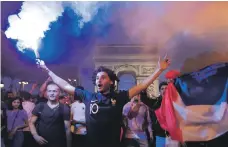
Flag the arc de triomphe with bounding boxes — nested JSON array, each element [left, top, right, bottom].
[[93, 45, 160, 98]]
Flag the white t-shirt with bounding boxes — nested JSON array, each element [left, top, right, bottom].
[[71, 101, 87, 135]]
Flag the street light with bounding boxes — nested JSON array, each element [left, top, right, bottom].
[[0, 81, 4, 88], [0, 84, 4, 88], [19, 81, 29, 90], [68, 78, 77, 86]]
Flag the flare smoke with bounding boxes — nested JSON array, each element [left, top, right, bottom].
[[5, 1, 103, 52]]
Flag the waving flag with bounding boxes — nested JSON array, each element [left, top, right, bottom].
[[155, 63, 228, 142]]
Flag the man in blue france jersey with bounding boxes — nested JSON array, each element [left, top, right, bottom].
[[36, 56, 170, 147]]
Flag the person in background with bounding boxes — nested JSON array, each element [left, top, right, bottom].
[[65, 96, 72, 107], [7, 97, 28, 147], [7, 91, 14, 98], [123, 93, 153, 147], [20, 91, 36, 147], [59, 96, 66, 105], [1, 100, 7, 147], [4, 91, 15, 109], [71, 86, 87, 147], [29, 82, 71, 147], [141, 82, 169, 147], [36, 56, 170, 147]]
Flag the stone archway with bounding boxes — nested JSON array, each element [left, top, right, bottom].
[[118, 73, 136, 90], [117, 69, 137, 90], [94, 44, 160, 98]]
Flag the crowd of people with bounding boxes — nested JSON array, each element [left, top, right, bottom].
[[1, 81, 172, 147], [1, 56, 171, 147], [2, 57, 226, 147]]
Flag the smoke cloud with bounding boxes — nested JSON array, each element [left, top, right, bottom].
[[115, 2, 228, 73], [4, 1, 228, 74], [4, 1, 106, 52], [5, 2, 64, 52], [67, 1, 107, 28]]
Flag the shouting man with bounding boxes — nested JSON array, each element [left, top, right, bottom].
[[36, 56, 170, 147]]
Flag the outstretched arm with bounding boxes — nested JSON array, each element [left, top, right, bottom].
[[36, 59, 75, 95], [129, 56, 170, 99]]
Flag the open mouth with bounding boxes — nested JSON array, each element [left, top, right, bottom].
[[97, 84, 103, 88]]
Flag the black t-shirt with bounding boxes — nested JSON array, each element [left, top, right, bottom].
[[141, 96, 168, 137], [75, 89, 129, 147], [32, 103, 70, 147]]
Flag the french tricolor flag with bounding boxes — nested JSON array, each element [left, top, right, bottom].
[[155, 62, 228, 142]]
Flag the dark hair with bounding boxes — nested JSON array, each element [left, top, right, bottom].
[[92, 66, 119, 91], [5, 91, 13, 99], [59, 96, 65, 100], [8, 97, 23, 110], [19, 91, 31, 101], [140, 90, 148, 99], [159, 82, 168, 90]]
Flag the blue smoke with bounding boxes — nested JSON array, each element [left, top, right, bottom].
[[6, 2, 119, 65]]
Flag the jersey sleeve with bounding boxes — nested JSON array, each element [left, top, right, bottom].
[[74, 88, 93, 103]]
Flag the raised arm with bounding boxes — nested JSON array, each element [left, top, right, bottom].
[[123, 102, 140, 120], [36, 59, 75, 95], [129, 56, 170, 99], [39, 77, 52, 97], [29, 83, 38, 94]]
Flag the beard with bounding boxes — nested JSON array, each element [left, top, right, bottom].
[[97, 85, 110, 94]]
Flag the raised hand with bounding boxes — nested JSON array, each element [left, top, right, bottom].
[[36, 59, 49, 72], [46, 77, 52, 82], [157, 53, 171, 71], [131, 101, 140, 112]]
